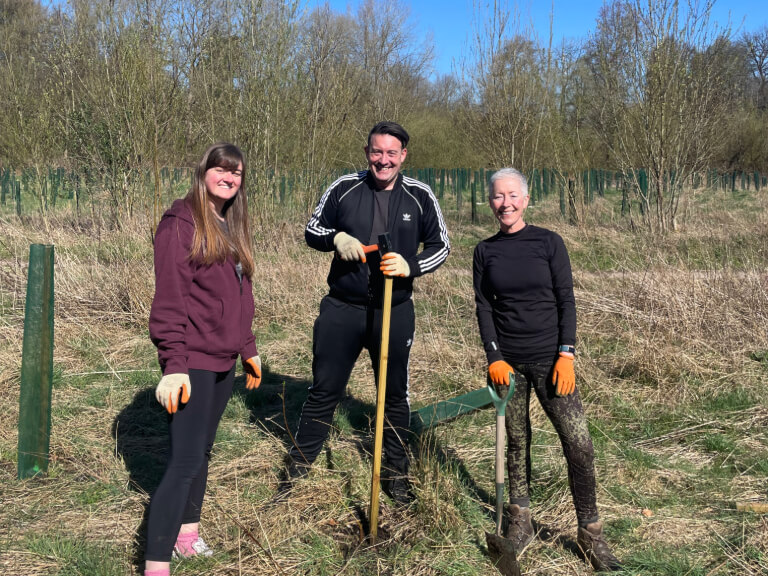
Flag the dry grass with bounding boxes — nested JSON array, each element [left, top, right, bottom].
[[1, 186, 767, 575]]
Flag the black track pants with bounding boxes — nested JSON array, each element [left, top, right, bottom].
[[144, 366, 235, 562], [505, 361, 599, 525], [290, 295, 415, 468]]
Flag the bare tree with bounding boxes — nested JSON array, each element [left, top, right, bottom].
[[294, 5, 362, 202], [352, 0, 434, 130], [741, 26, 768, 110], [458, 0, 552, 172], [0, 0, 63, 228], [586, 0, 733, 232]]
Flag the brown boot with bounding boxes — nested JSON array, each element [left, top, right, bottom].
[[577, 521, 622, 572], [503, 504, 534, 553]]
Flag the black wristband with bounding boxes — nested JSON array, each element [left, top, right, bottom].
[[558, 344, 575, 355]]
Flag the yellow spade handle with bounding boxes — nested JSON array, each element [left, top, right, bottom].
[[369, 276, 393, 542]]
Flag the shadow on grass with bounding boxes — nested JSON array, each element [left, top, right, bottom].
[[111, 367, 504, 567], [110, 366, 312, 568], [111, 367, 313, 494], [535, 522, 582, 558], [112, 387, 169, 495], [414, 429, 493, 509], [231, 367, 312, 445], [234, 370, 387, 466], [111, 384, 167, 569]]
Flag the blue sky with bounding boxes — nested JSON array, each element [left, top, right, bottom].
[[310, 0, 767, 78]]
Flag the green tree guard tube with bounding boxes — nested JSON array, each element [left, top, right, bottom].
[[17, 244, 55, 479]]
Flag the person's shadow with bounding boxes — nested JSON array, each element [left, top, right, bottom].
[[111, 381, 167, 569], [112, 365, 499, 564], [111, 365, 312, 568]]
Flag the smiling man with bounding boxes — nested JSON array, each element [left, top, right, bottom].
[[282, 121, 450, 506]]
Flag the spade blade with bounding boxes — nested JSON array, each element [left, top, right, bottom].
[[486, 531, 521, 576]]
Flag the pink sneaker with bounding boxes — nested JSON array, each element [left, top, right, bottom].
[[172, 536, 214, 559]]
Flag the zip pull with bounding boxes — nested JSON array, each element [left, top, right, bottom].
[[236, 261, 243, 294]]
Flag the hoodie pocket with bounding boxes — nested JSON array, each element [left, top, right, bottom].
[[189, 295, 224, 334]]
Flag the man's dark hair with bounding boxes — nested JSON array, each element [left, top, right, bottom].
[[368, 121, 409, 148]]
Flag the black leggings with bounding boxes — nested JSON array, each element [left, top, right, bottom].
[[505, 361, 599, 525], [144, 366, 235, 562]]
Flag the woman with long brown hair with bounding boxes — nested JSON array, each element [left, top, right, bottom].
[[144, 142, 261, 576]]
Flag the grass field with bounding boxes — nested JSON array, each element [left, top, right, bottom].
[[1, 185, 767, 575]]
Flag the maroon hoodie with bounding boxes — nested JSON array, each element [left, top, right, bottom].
[[149, 198, 258, 375]]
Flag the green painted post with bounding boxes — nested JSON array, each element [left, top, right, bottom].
[[456, 170, 463, 212], [17, 244, 55, 479], [471, 175, 477, 223], [15, 180, 21, 217], [598, 169, 605, 197]]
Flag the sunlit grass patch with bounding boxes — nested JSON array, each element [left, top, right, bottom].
[[24, 534, 130, 576]]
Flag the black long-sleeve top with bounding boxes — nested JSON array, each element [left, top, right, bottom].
[[305, 171, 450, 307], [473, 224, 576, 364]]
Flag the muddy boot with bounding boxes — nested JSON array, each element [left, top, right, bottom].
[[503, 504, 534, 553], [577, 521, 622, 572], [381, 457, 414, 507]]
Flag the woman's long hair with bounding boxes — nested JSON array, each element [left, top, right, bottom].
[[186, 142, 255, 278]]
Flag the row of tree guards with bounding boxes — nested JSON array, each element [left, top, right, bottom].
[[1, 167, 766, 221]]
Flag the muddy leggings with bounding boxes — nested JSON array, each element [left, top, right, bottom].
[[505, 360, 599, 525]]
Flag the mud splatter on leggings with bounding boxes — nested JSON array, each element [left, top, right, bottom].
[[504, 360, 599, 524]]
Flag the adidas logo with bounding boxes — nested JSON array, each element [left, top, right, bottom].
[[402, 213, 411, 222]]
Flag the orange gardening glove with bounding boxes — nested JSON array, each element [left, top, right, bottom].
[[488, 360, 515, 388], [155, 373, 191, 414], [380, 252, 411, 277], [552, 353, 575, 396], [244, 355, 262, 390]]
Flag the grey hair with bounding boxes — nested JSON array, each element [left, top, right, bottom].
[[489, 168, 528, 197]]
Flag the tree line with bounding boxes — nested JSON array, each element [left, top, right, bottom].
[[1, 0, 766, 230]]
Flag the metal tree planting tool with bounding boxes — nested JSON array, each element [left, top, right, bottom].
[[485, 373, 521, 576], [368, 232, 393, 543]]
